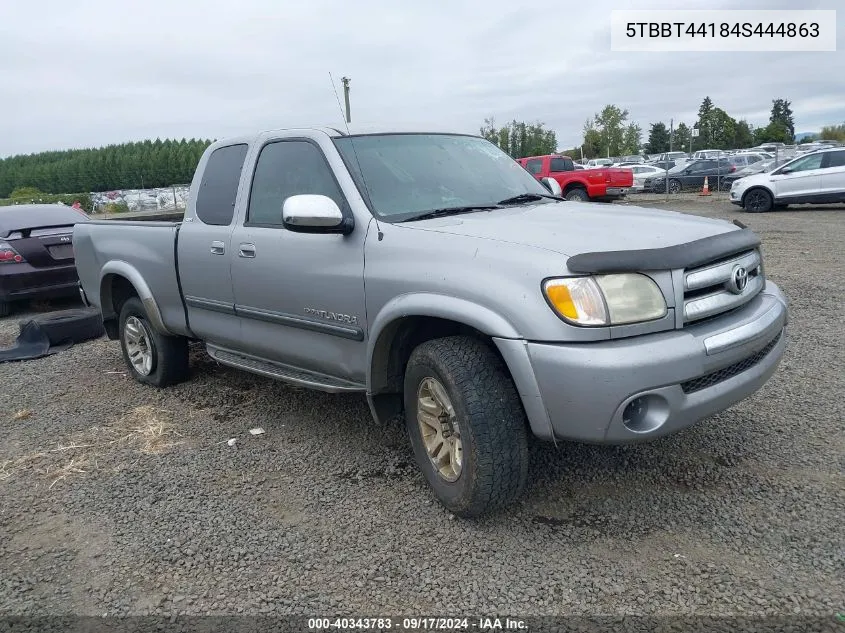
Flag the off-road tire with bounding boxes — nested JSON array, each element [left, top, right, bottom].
[[403, 336, 529, 517], [119, 297, 189, 387]]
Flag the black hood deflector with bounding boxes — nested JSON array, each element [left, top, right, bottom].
[[566, 228, 761, 274]]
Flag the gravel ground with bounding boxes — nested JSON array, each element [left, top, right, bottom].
[[0, 197, 843, 620]]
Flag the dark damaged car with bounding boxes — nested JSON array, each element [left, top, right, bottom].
[[0, 204, 89, 316]]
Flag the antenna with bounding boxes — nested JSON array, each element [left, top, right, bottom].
[[329, 72, 382, 241]]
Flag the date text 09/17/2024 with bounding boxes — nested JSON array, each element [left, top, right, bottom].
[[307, 617, 528, 630]]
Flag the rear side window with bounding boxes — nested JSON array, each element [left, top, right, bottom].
[[195, 144, 248, 226], [549, 157, 573, 172], [825, 151, 845, 168], [525, 159, 543, 175], [247, 140, 345, 226]]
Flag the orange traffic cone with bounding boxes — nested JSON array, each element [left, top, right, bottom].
[[699, 177, 712, 196]]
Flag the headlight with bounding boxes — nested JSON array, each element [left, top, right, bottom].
[[543, 274, 667, 326]]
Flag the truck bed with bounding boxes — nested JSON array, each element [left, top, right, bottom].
[[73, 220, 190, 336]]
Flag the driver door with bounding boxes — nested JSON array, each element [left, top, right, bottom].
[[770, 152, 824, 200], [228, 137, 368, 383]]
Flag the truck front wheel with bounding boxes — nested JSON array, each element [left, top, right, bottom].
[[403, 336, 529, 517], [118, 297, 189, 387]]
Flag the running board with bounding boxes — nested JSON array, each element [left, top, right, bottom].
[[206, 344, 365, 393]]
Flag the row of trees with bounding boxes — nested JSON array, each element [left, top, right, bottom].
[[479, 119, 558, 158], [482, 96, 815, 161], [581, 105, 642, 158], [816, 123, 845, 142], [0, 138, 213, 198], [642, 97, 796, 155]]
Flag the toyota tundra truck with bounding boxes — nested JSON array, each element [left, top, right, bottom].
[[516, 154, 633, 201], [73, 129, 788, 516]]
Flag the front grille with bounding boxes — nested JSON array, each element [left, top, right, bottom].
[[682, 249, 764, 324], [681, 331, 782, 394]]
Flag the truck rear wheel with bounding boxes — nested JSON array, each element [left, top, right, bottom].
[[564, 188, 589, 202], [118, 297, 189, 387], [403, 336, 528, 517]]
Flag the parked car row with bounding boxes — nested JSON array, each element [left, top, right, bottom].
[[642, 158, 739, 193], [636, 154, 775, 193]]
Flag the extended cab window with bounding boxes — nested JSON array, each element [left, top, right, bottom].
[[549, 157, 573, 172], [195, 144, 248, 226], [525, 159, 543, 175], [248, 141, 345, 226]]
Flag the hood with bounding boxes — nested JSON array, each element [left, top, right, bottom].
[[400, 201, 737, 257]]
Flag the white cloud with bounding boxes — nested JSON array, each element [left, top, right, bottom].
[[0, 0, 842, 156]]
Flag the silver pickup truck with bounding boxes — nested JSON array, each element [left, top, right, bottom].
[[74, 129, 788, 516]]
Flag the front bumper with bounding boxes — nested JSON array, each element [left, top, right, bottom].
[[0, 263, 79, 303], [495, 281, 788, 444]]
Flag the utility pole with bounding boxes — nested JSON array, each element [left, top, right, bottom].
[[666, 117, 673, 197], [341, 77, 351, 123], [669, 117, 674, 152]]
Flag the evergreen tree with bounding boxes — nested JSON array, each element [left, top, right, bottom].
[[769, 99, 795, 142], [644, 122, 670, 154], [0, 138, 213, 197], [674, 122, 691, 152]]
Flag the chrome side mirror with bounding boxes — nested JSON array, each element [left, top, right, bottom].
[[282, 195, 353, 234], [541, 177, 563, 197]]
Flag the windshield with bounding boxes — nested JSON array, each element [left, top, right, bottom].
[[333, 134, 551, 221]]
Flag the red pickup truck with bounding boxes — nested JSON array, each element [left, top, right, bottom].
[[517, 154, 633, 202]]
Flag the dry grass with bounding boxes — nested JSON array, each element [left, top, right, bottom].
[[0, 405, 184, 487], [116, 405, 183, 454]]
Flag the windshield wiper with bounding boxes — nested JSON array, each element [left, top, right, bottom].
[[496, 192, 563, 205], [399, 205, 502, 222]]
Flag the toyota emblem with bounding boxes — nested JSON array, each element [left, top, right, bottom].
[[728, 265, 749, 294]]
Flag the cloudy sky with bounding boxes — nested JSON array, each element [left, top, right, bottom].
[[1, 0, 842, 157]]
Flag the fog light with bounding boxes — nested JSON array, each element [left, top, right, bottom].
[[621, 394, 670, 434], [623, 397, 648, 428]]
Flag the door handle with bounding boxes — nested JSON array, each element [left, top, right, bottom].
[[238, 243, 256, 258], [210, 241, 225, 255]]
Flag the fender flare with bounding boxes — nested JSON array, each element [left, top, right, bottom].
[[366, 292, 521, 391], [99, 261, 172, 335]]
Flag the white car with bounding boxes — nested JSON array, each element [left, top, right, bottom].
[[691, 149, 724, 160], [585, 158, 613, 168], [628, 164, 667, 191], [730, 148, 845, 212]]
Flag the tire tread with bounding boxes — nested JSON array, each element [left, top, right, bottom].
[[406, 336, 528, 516], [119, 297, 189, 387]]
